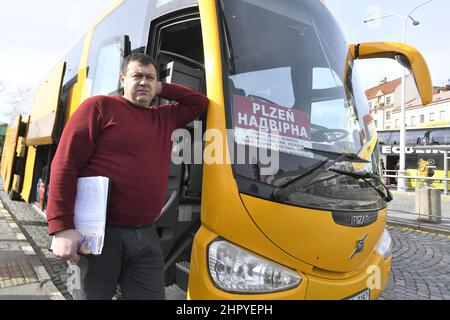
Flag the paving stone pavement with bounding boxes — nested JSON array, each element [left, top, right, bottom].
[[388, 191, 450, 218], [2, 187, 450, 300], [380, 226, 450, 300], [0, 189, 186, 300], [0, 197, 64, 300], [0, 209, 39, 290], [0, 191, 72, 299]]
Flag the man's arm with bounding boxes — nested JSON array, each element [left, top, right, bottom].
[[158, 82, 208, 128], [46, 98, 103, 261]]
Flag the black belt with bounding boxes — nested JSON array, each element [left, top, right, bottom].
[[107, 224, 153, 229]]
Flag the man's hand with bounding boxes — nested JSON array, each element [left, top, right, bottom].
[[52, 229, 87, 262]]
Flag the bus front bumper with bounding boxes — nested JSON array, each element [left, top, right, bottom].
[[187, 227, 391, 300]]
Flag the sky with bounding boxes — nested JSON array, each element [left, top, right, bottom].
[[0, 0, 115, 88], [326, 0, 450, 88], [0, 0, 449, 113], [0, 0, 117, 123]]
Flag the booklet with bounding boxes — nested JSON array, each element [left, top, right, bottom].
[[49, 176, 110, 255]]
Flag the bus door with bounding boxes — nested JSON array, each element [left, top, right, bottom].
[[147, 7, 206, 289], [20, 61, 66, 207], [0, 115, 27, 199]]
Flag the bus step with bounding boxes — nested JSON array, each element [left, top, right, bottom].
[[175, 261, 190, 291]]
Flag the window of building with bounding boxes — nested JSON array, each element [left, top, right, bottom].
[[386, 111, 391, 120], [395, 119, 399, 128], [386, 125, 390, 129], [374, 120, 378, 127], [440, 110, 445, 120], [429, 112, 435, 121], [368, 101, 372, 109], [420, 114, 424, 123], [411, 116, 416, 126], [386, 96, 391, 105]]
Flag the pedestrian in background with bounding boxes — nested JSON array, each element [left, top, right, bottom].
[[380, 158, 389, 185], [394, 159, 400, 185]]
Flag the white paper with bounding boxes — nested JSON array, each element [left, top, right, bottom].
[[74, 176, 109, 255], [50, 176, 110, 255]]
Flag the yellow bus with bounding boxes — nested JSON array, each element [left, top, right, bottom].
[[1, 115, 28, 200], [1, 0, 433, 299]]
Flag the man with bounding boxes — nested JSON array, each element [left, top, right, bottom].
[[46, 53, 208, 299], [380, 159, 388, 186], [394, 159, 400, 185]]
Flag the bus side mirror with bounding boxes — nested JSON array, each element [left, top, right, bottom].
[[349, 42, 432, 106]]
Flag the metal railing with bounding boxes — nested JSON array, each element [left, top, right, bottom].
[[381, 170, 450, 232], [382, 170, 449, 195]]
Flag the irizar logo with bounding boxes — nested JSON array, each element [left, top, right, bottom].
[[351, 214, 371, 226], [349, 233, 368, 260]]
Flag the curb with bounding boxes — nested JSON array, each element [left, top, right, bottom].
[[387, 218, 450, 237], [31, 203, 47, 221], [0, 196, 65, 300]]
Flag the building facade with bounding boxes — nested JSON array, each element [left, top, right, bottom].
[[365, 77, 450, 190], [366, 76, 450, 130]]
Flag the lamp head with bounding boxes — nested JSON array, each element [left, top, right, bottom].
[[410, 16, 420, 26]]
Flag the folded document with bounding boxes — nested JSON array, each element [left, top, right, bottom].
[[50, 176, 110, 255]]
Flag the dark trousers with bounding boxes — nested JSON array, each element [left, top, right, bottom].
[[73, 224, 165, 300]]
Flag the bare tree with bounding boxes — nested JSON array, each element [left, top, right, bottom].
[[0, 81, 32, 124]]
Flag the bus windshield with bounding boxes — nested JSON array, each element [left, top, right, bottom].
[[218, 0, 386, 211]]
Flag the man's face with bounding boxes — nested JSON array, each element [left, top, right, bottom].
[[120, 61, 157, 108]]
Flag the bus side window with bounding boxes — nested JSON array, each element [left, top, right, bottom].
[[85, 0, 148, 97], [91, 36, 131, 96]]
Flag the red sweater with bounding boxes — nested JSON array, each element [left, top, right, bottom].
[[46, 83, 208, 235]]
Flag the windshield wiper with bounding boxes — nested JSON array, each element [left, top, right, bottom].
[[328, 168, 393, 202], [272, 148, 369, 201]]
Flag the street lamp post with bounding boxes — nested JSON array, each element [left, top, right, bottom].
[[364, 0, 433, 191]]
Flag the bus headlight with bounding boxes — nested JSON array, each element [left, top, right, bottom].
[[208, 239, 301, 293], [375, 229, 392, 259]]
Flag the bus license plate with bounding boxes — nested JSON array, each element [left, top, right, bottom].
[[348, 289, 370, 300]]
